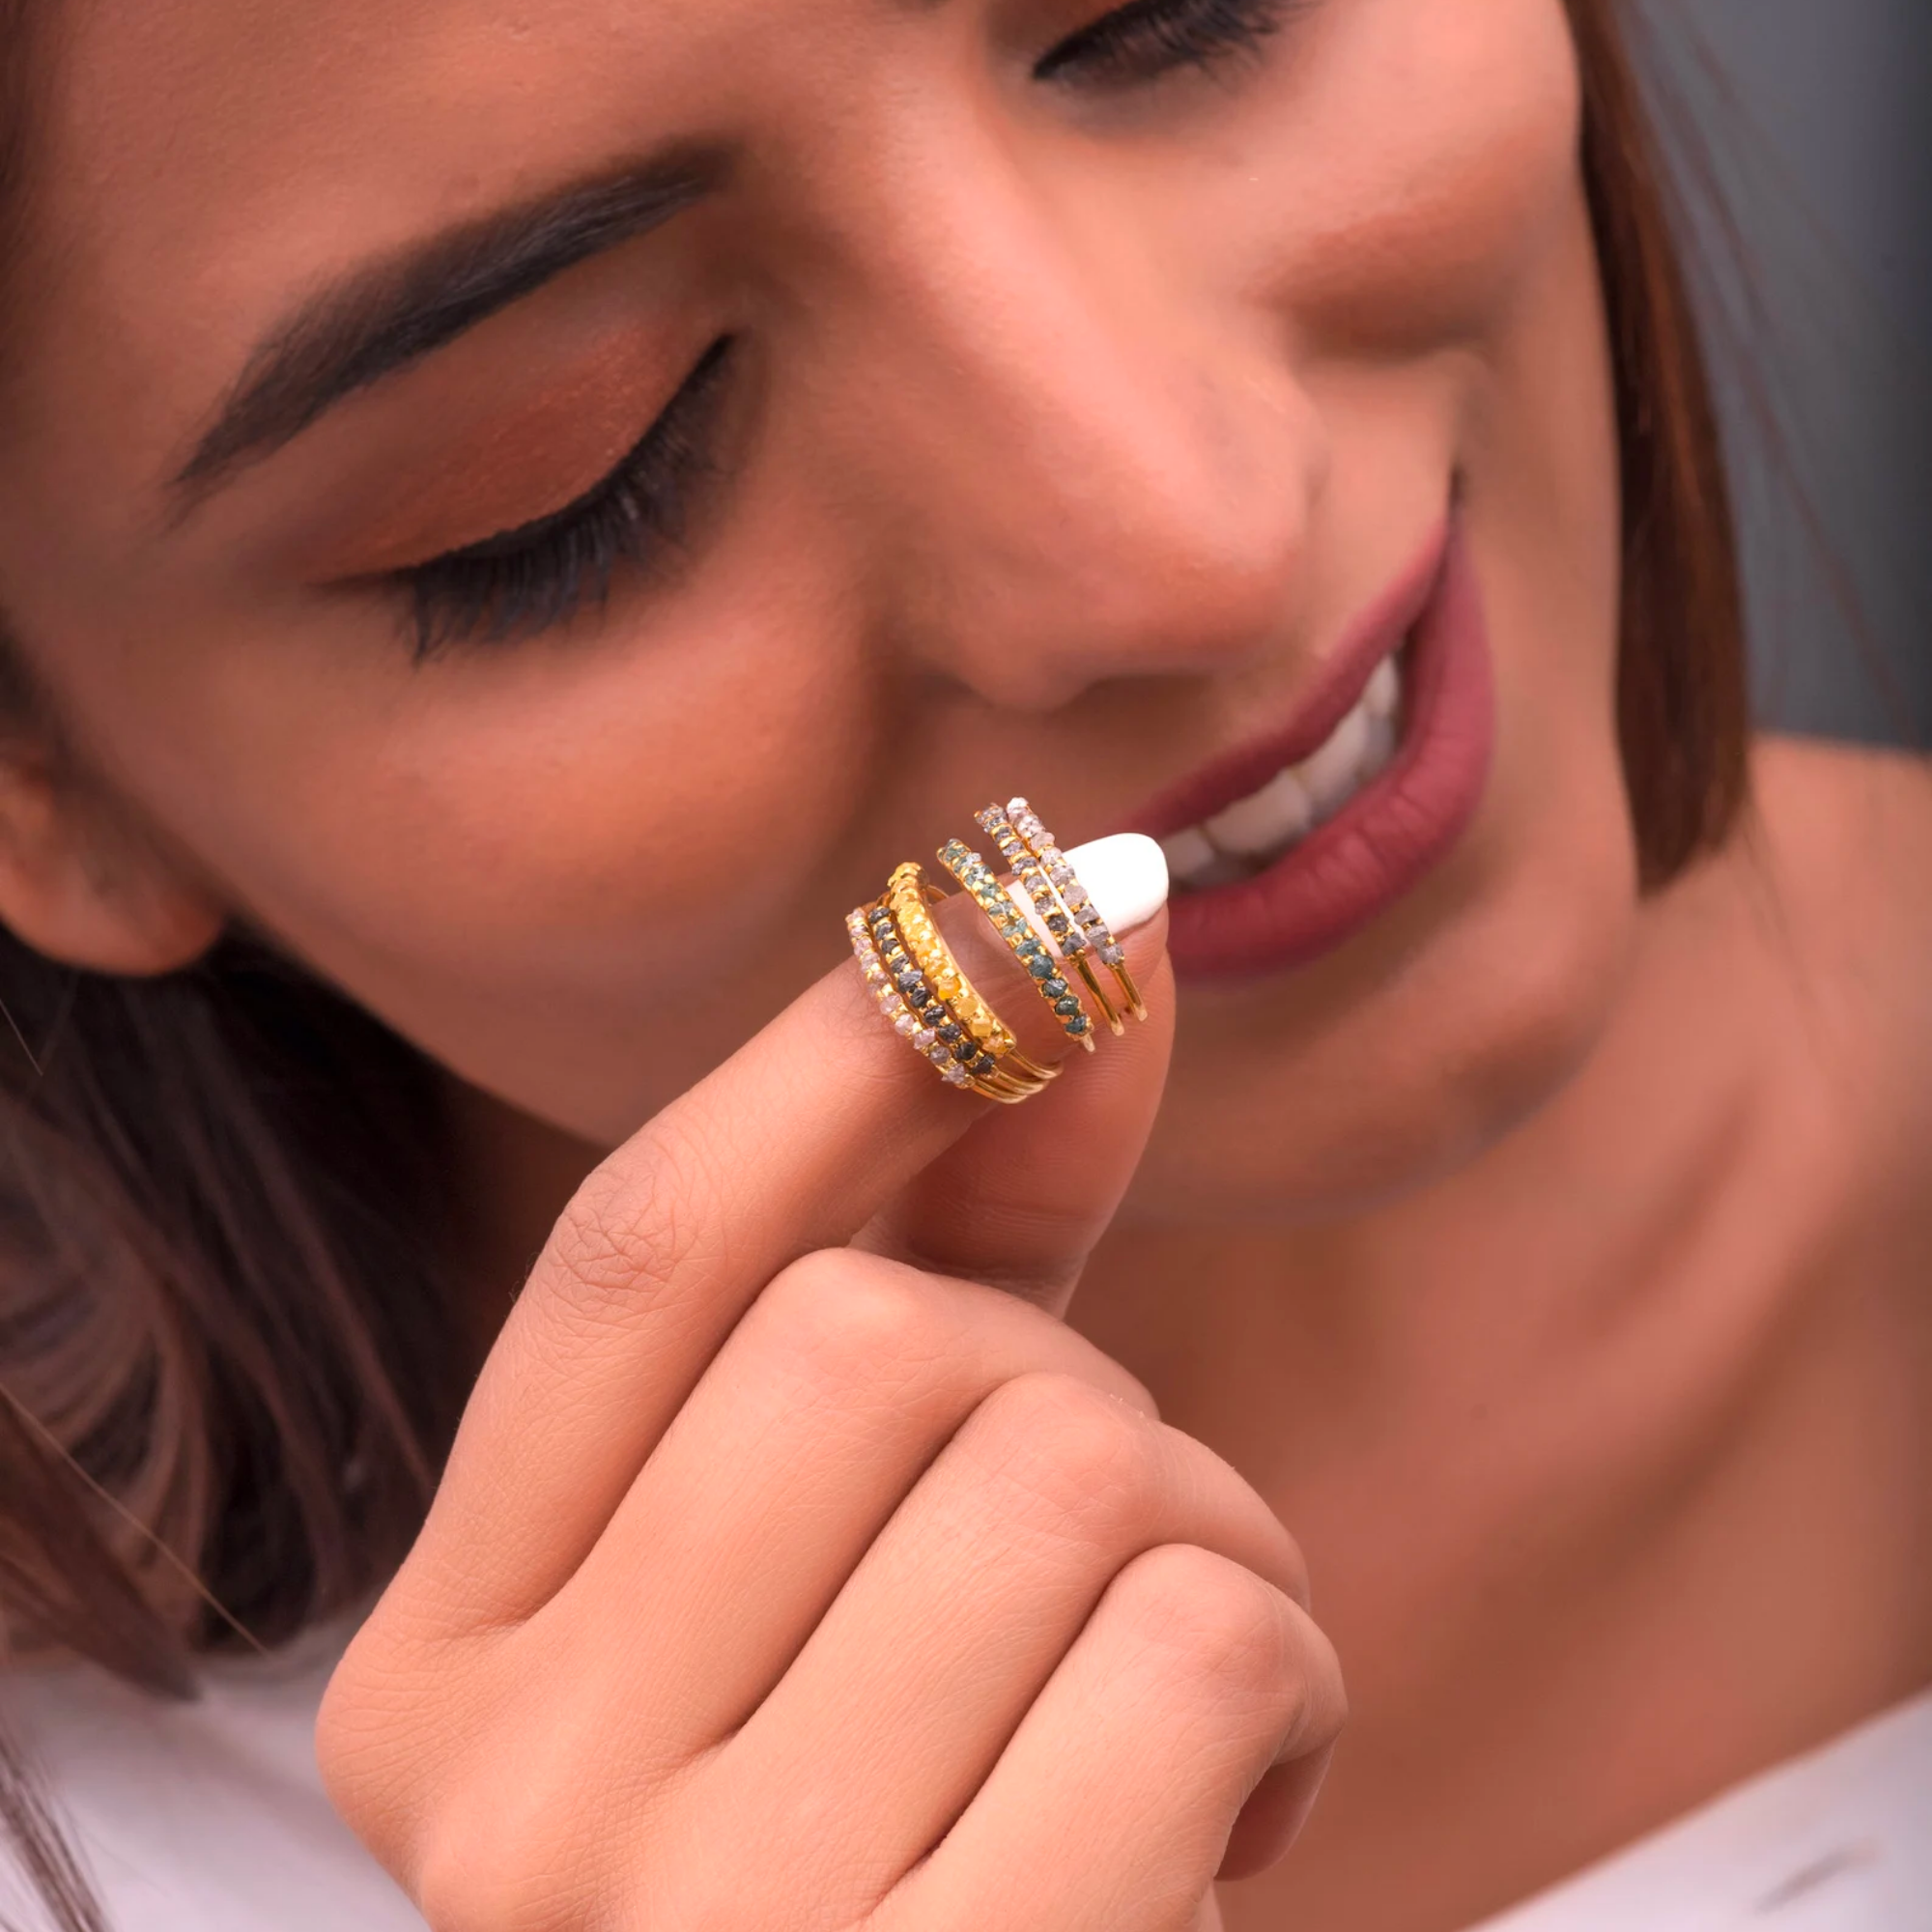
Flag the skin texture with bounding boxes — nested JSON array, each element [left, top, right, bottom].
[[0, 0, 1926, 1926]]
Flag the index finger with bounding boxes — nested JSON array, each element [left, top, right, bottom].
[[404, 832, 1172, 1629]]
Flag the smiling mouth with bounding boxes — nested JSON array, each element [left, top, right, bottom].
[[1118, 510, 1496, 981], [1157, 643, 1408, 891]]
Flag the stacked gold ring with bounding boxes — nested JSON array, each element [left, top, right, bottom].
[[975, 804, 1125, 1036], [846, 908, 980, 1093], [885, 864, 1058, 1098], [937, 838, 1097, 1054], [847, 794, 1148, 1103], [851, 902, 1033, 1101], [1000, 798, 1149, 1023]]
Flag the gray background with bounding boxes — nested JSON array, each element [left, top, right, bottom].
[[1643, 0, 1930, 747]]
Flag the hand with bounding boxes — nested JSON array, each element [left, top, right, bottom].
[[317, 873, 1344, 1931]]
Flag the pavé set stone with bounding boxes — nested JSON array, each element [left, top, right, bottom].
[[845, 796, 1153, 1103]]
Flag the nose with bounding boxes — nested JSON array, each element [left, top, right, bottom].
[[825, 153, 1328, 713]]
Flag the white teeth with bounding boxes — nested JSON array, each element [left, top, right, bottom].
[[1191, 849, 1264, 889], [1362, 713, 1398, 780], [1158, 825, 1219, 884], [1365, 655, 1402, 723], [1162, 647, 1410, 886], [1205, 765, 1313, 857], [1294, 701, 1372, 823]]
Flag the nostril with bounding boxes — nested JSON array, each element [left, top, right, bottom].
[[876, 327, 1318, 701], [928, 492, 1309, 710]]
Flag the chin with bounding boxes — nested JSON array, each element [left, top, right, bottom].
[[1128, 744, 1642, 1227]]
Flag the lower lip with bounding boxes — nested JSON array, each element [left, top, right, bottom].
[[1163, 518, 1495, 982]]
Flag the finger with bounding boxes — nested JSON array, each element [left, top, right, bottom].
[[872, 1546, 1345, 1932], [407, 835, 1172, 1629], [535, 1258, 1160, 1751], [855, 852, 1177, 1311], [696, 1374, 1307, 1917]]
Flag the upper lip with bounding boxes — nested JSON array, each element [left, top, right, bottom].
[[1122, 517, 1452, 843]]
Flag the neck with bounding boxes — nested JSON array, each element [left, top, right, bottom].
[[1090, 812, 1931, 1930], [1071, 838, 1786, 1492]]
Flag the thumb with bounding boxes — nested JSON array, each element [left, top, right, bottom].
[[855, 831, 1174, 1317]]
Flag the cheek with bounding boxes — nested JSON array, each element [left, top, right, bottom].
[[250, 597, 864, 997], [1464, 187, 1626, 870], [1275, 0, 1585, 354], [194, 597, 873, 1137], [14, 474, 876, 1132], [1134, 4, 1634, 1219]]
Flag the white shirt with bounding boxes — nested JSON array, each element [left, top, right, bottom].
[[0, 1618, 420, 1932], [1467, 1692, 1932, 1932], [4, 1620, 1929, 1930]]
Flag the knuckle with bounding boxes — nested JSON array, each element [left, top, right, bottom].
[[1292, 1608, 1350, 1751], [1271, 1524, 1315, 1614], [319, 1634, 637, 1931], [412, 1832, 538, 1932], [1113, 1545, 1301, 1712], [970, 1372, 1163, 1549], [947, 1275, 1166, 1421], [412, 1825, 517, 1932], [411, 1780, 611, 1932], [314, 1629, 436, 1864], [753, 1250, 950, 1398], [1174, 1440, 1313, 1614], [538, 1122, 724, 1329]]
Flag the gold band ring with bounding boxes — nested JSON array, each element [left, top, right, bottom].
[[997, 798, 1149, 1023], [848, 905, 1031, 1101], [847, 794, 1149, 1103], [884, 865, 1058, 1093], [936, 838, 1097, 1054], [974, 805, 1125, 1036]]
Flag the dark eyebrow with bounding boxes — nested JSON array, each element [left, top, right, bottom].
[[169, 149, 721, 508]]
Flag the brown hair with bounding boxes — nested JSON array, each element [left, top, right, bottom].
[[1565, 0, 1752, 885], [0, 0, 1749, 1922]]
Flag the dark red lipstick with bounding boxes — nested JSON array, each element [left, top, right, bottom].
[[1130, 513, 1495, 980]]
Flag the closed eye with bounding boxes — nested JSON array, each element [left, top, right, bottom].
[[1036, 0, 1296, 85], [395, 335, 735, 663], [384, 3, 1295, 663]]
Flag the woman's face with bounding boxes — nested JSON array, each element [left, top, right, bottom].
[[0, 0, 1630, 1219]]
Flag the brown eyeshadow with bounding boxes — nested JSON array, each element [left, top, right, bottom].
[[296, 330, 681, 579]]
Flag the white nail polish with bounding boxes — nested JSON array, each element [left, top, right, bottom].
[[1064, 834, 1170, 934]]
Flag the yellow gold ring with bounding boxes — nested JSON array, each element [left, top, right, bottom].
[[936, 838, 1097, 1054], [849, 903, 1034, 1101], [884, 866, 1059, 1094], [846, 907, 981, 1093]]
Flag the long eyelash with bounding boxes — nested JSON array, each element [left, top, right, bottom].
[[1037, 0, 1293, 83], [403, 335, 734, 663]]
